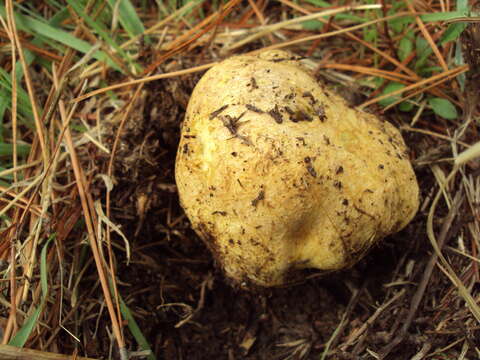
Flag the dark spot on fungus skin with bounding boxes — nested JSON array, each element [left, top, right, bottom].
[[219, 113, 252, 145], [231, 152, 238, 156], [296, 137, 306, 146], [323, 135, 331, 145], [284, 106, 295, 116], [304, 157, 317, 177], [220, 113, 245, 135], [268, 105, 283, 124], [271, 55, 305, 62], [342, 199, 349, 206], [212, 211, 227, 216], [336, 166, 344, 174], [315, 105, 327, 121], [302, 91, 316, 105], [183, 135, 196, 138], [229, 239, 234, 245], [247, 77, 258, 89], [209, 104, 229, 120], [307, 166, 317, 178], [251, 190, 265, 207], [353, 205, 375, 220], [333, 180, 342, 189], [379, 164, 385, 169], [291, 110, 313, 122], [183, 144, 189, 154], [245, 104, 264, 113]]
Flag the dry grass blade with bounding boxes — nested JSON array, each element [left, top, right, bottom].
[[0, 345, 97, 360], [0, 10, 17, 186], [53, 69, 126, 358], [382, 66, 467, 111], [379, 192, 462, 358], [427, 170, 480, 322], [342, 289, 406, 348], [0, 175, 43, 219], [1, 5, 22, 345], [277, 0, 421, 79], [142, 0, 243, 75], [252, 12, 430, 81], [0, 195, 42, 217], [5, 0, 48, 163], [404, 0, 448, 71], [455, 141, 480, 166], [79, 0, 202, 78], [0, 161, 42, 179], [0, 30, 63, 62], [321, 63, 415, 82], [103, 82, 145, 345], [73, 62, 214, 102], [359, 65, 468, 109], [228, 4, 382, 51], [400, 125, 471, 148]]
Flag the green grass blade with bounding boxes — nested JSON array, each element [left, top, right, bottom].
[[40, 236, 55, 295], [0, 143, 31, 157], [8, 307, 42, 347], [0, 68, 35, 125], [107, 0, 145, 38], [119, 296, 156, 360], [0, 5, 116, 69], [8, 235, 54, 347], [454, 0, 468, 89], [420, 11, 466, 22], [304, 0, 330, 6], [441, 22, 468, 46], [48, 6, 71, 27], [457, 0, 469, 12], [66, 0, 141, 72], [0, 88, 8, 141]]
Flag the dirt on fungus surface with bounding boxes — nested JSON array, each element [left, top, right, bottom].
[[78, 70, 474, 360]]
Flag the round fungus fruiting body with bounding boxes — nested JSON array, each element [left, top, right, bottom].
[[175, 50, 419, 287]]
